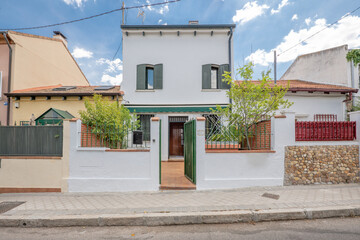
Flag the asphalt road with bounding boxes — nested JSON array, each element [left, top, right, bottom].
[[0, 217, 359, 240]]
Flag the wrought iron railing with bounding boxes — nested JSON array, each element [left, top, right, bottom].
[[81, 123, 150, 149], [295, 121, 356, 141], [204, 116, 271, 150]]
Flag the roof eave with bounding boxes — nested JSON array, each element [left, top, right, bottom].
[[5, 92, 124, 97], [288, 88, 358, 93], [121, 24, 236, 30]]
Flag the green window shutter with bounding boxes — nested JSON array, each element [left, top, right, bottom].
[[154, 64, 163, 89], [137, 64, 147, 90], [219, 64, 230, 89], [202, 64, 212, 89]]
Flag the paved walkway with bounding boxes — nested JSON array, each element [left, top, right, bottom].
[[1, 184, 359, 218], [160, 161, 196, 190]]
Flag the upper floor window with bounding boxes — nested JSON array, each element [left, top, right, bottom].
[[211, 67, 218, 89], [202, 64, 230, 90], [146, 67, 154, 90], [137, 64, 163, 90]]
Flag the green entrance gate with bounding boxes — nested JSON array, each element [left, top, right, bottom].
[[184, 119, 196, 184]]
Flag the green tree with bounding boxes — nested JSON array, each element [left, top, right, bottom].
[[346, 49, 360, 66], [213, 62, 293, 149], [79, 94, 136, 148]]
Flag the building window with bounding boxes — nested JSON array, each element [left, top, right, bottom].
[[30, 96, 36, 101], [211, 67, 218, 89], [146, 67, 154, 90], [202, 64, 230, 90], [138, 114, 154, 141], [136, 64, 163, 90], [46, 96, 51, 100], [203, 114, 220, 138]]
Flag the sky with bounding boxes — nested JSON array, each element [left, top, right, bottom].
[[1, 0, 360, 86]]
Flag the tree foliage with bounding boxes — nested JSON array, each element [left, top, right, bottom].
[[346, 49, 360, 66], [213, 62, 293, 149], [79, 94, 136, 148]]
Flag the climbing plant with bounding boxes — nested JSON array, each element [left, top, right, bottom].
[[346, 49, 360, 66]]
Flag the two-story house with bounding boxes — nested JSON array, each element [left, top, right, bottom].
[[0, 31, 89, 125], [121, 23, 235, 161]]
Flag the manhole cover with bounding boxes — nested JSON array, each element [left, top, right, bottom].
[[0, 201, 25, 214]]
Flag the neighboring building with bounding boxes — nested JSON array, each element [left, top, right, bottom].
[[121, 23, 235, 160], [240, 80, 358, 121], [0, 31, 89, 125], [5, 85, 123, 125], [280, 45, 360, 100]]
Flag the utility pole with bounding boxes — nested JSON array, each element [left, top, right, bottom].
[[122, 1, 125, 25], [274, 50, 277, 84]]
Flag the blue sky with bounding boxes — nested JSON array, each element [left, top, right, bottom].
[[1, 0, 360, 85]]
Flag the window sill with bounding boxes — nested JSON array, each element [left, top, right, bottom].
[[201, 89, 223, 92], [136, 90, 156, 92]]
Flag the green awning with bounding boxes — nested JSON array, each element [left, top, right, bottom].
[[126, 106, 227, 113]]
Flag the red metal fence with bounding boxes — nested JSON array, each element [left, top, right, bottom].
[[295, 121, 356, 141]]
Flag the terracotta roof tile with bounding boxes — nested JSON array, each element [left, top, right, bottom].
[[236, 80, 358, 93], [6, 85, 123, 97]]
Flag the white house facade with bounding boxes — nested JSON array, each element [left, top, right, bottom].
[[121, 23, 235, 161]]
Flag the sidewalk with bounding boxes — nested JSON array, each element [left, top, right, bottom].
[[1, 184, 360, 227]]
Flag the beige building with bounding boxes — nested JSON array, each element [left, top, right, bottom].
[[5, 85, 123, 125], [0, 30, 89, 125]]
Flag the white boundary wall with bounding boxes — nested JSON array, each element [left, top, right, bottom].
[[196, 112, 359, 190], [65, 119, 160, 192]]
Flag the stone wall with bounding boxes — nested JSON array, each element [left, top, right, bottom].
[[284, 145, 360, 185]]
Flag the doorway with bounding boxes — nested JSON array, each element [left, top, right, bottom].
[[168, 116, 188, 158]]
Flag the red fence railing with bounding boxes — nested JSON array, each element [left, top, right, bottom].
[[295, 121, 356, 141], [314, 114, 337, 122]]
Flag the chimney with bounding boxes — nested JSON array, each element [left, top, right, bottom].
[[53, 31, 68, 47], [188, 20, 199, 25]]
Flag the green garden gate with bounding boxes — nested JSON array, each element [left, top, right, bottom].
[[184, 119, 196, 184]]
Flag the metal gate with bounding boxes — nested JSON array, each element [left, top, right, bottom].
[[184, 119, 196, 183]]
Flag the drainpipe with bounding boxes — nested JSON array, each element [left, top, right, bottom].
[[2, 32, 12, 126], [228, 27, 233, 105]]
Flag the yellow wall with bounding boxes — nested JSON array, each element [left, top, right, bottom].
[[11, 96, 119, 124], [0, 158, 62, 189], [8, 32, 89, 91]]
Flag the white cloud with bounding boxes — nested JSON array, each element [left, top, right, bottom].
[[271, 0, 289, 15], [63, 0, 88, 8], [245, 16, 360, 66], [96, 58, 123, 73], [158, 19, 163, 24], [291, 14, 298, 21], [101, 74, 123, 85], [305, 17, 311, 26], [233, 1, 270, 25], [146, 0, 169, 15], [96, 58, 123, 85], [72, 47, 93, 58]]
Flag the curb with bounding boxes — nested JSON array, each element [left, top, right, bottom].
[[1, 206, 359, 227]]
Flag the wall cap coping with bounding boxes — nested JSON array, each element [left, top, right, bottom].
[[63, 118, 79, 122], [196, 117, 206, 121], [105, 149, 150, 152], [0, 156, 62, 159], [348, 111, 360, 115], [274, 115, 286, 118], [205, 149, 276, 153], [76, 147, 106, 152], [151, 117, 160, 121]]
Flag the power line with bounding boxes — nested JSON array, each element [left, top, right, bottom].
[[112, 34, 123, 60], [0, 0, 181, 31], [278, 5, 360, 56]]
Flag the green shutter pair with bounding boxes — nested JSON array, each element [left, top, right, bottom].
[[137, 64, 163, 90], [202, 64, 230, 89]]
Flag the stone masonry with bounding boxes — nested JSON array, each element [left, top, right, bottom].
[[284, 145, 360, 185]]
